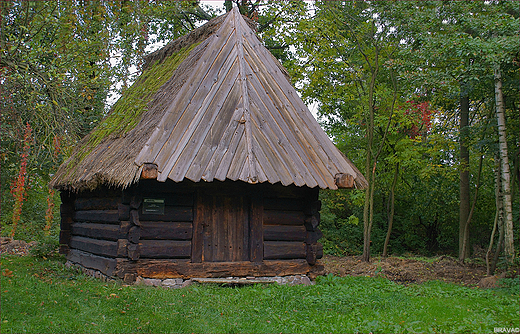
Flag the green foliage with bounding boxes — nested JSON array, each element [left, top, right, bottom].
[[2, 255, 518, 333]]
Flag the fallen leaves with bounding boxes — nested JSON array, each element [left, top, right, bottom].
[[2, 269, 13, 277]]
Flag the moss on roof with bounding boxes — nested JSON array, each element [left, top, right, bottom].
[[66, 42, 200, 172]]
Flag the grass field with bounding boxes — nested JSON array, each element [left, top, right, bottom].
[[1, 254, 518, 333]]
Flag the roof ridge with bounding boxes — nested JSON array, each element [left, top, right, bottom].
[[233, 7, 258, 184]]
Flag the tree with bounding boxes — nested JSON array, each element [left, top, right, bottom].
[[0, 0, 211, 238]]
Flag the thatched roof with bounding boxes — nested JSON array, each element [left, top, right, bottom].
[[51, 8, 367, 192]]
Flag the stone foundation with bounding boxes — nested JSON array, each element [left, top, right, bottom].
[[65, 261, 315, 288]]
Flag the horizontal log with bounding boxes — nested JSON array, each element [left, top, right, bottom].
[[306, 243, 323, 265], [128, 243, 140, 260], [67, 249, 123, 277], [70, 236, 118, 257], [303, 200, 322, 216], [127, 259, 324, 279], [140, 206, 193, 222], [263, 210, 305, 226], [71, 223, 121, 241], [120, 221, 131, 237], [306, 228, 323, 244], [263, 241, 306, 260], [139, 240, 191, 259], [263, 198, 304, 211], [74, 210, 120, 224], [263, 225, 306, 241], [74, 197, 121, 211], [75, 187, 121, 199], [139, 222, 193, 240], [335, 173, 355, 189], [141, 163, 158, 179], [304, 213, 320, 231], [117, 239, 128, 257]]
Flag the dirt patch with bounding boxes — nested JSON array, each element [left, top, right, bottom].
[[321, 255, 489, 286], [1, 237, 36, 256]]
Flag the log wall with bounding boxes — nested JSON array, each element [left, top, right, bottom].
[[262, 185, 323, 264], [129, 183, 195, 261], [61, 180, 323, 279]]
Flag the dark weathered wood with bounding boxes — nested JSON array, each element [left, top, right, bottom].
[[59, 230, 71, 245], [335, 173, 355, 189], [67, 249, 120, 277], [60, 203, 74, 215], [74, 197, 121, 211], [202, 194, 249, 262], [130, 196, 143, 210], [60, 216, 74, 230], [70, 236, 118, 257], [263, 225, 306, 241], [263, 210, 305, 226], [117, 239, 128, 257], [121, 190, 133, 205], [127, 243, 140, 260], [140, 206, 193, 222], [264, 197, 304, 212], [59, 245, 69, 255], [120, 221, 131, 237], [128, 226, 141, 244], [191, 191, 203, 263], [316, 242, 323, 259], [73, 210, 120, 224], [139, 240, 191, 259], [141, 163, 158, 179], [304, 213, 320, 231], [130, 210, 140, 226], [306, 243, 318, 265], [71, 222, 121, 241], [118, 203, 130, 220], [250, 193, 263, 262], [139, 222, 192, 240], [130, 259, 319, 279], [263, 241, 306, 260], [306, 228, 323, 244], [303, 200, 321, 216]]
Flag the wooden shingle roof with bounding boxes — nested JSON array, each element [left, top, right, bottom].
[[51, 8, 367, 191]]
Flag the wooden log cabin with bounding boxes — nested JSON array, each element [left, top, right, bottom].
[[51, 8, 367, 281]]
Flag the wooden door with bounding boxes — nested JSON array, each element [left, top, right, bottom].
[[201, 194, 249, 262]]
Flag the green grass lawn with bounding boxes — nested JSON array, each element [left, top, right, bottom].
[[1, 254, 518, 333]]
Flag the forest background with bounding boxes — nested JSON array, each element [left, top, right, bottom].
[[1, 0, 518, 272]]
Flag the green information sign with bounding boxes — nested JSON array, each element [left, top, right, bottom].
[[143, 198, 165, 215]]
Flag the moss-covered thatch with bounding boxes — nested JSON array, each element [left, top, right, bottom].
[[51, 15, 226, 191]]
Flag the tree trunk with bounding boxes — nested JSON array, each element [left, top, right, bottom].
[[491, 154, 505, 275], [494, 64, 514, 263], [458, 88, 471, 261], [383, 163, 399, 257], [460, 155, 483, 263]]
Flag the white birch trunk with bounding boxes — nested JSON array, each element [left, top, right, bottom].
[[494, 64, 514, 262]]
